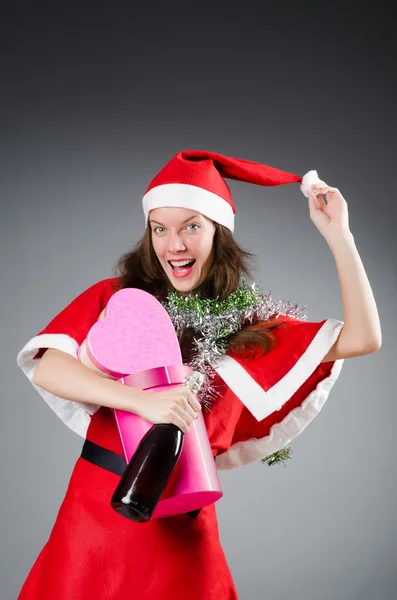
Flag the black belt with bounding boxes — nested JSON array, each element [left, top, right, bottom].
[[81, 439, 202, 519]]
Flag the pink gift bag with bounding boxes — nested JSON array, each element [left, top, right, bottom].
[[82, 288, 223, 518]]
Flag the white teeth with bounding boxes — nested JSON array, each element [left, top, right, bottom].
[[170, 259, 194, 267]]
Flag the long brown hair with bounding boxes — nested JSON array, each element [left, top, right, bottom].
[[114, 222, 283, 361]]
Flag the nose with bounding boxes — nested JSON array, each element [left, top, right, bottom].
[[168, 232, 186, 253]]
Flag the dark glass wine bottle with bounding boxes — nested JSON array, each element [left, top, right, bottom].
[[111, 371, 203, 523], [111, 422, 184, 522]]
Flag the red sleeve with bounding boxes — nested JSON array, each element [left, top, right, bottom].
[[16, 278, 120, 438], [34, 278, 120, 358], [211, 316, 345, 470]]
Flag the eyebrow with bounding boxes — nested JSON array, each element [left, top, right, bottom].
[[149, 214, 201, 226]]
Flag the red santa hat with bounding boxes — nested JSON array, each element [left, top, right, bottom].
[[142, 150, 321, 233]]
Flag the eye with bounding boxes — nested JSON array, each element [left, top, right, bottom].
[[186, 224, 200, 231], [153, 226, 166, 234]]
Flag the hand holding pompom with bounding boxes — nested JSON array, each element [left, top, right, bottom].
[[308, 182, 350, 239]]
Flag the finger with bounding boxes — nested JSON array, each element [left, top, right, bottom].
[[311, 181, 328, 189], [310, 188, 328, 207], [182, 398, 201, 419], [311, 188, 328, 198], [180, 400, 199, 421], [312, 184, 338, 194], [186, 389, 202, 412], [169, 412, 190, 434], [308, 189, 323, 210], [178, 385, 202, 412], [172, 404, 195, 427]]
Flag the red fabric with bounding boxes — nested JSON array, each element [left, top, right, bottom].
[[231, 361, 335, 448], [222, 317, 337, 457], [19, 280, 338, 598], [33, 278, 119, 359], [18, 406, 239, 600], [20, 279, 242, 598], [228, 317, 327, 389], [144, 150, 302, 211]]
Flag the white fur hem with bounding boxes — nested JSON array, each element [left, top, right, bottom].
[[213, 319, 345, 470], [17, 334, 99, 438], [212, 319, 343, 422], [216, 358, 343, 470]]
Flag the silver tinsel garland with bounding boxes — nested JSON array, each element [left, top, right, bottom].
[[162, 280, 307, 411]]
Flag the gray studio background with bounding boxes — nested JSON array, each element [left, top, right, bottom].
[[1, 3, 396, 599]]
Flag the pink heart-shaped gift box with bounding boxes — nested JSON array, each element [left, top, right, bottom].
[[81, 288, 223, 518]]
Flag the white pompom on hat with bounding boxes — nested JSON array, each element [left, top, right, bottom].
[[142, 150, 321, 233]]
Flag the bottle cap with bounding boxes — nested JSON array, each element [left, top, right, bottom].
[[183, 371, 204, 394]]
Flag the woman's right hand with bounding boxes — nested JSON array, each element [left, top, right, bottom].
[[135, 385, 202, 434]]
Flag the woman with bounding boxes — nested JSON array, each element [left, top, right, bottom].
[[17, 150, 381, 599]]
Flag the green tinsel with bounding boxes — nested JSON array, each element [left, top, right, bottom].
[[163, 281, 307, 468], [261, 447, 293, 467]]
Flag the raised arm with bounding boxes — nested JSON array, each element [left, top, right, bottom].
[[307, 182, 382, 362]]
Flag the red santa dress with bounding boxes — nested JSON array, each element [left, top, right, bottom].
[[16, 278, 344, 599]]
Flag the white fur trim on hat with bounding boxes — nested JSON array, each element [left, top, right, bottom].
[[300, 170, 322, 197], [142, 183, 235, 232]]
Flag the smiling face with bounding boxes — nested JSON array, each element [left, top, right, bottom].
[[149, 207, 216, 293]]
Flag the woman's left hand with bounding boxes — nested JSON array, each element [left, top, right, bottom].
[[308, 182, 350, 239]]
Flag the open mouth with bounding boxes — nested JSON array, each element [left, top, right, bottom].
[[168, 259, 196, 276]]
